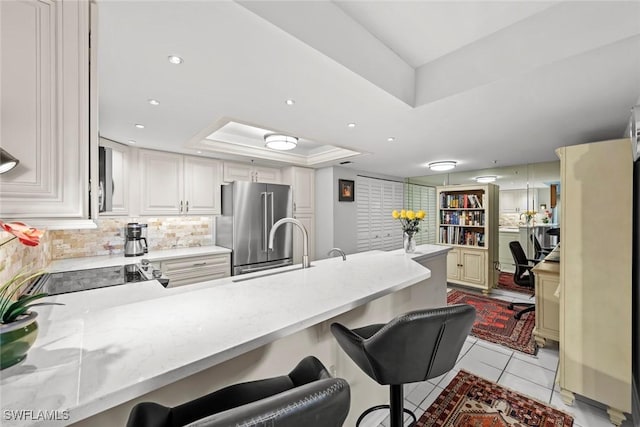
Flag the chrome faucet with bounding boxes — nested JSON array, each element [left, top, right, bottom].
[[269, 217, 310, 268], [327, 247, 346, 261]]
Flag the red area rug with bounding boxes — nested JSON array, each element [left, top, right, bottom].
[[447, 290, 536, 354], [416, 370, 573, 426], [496, 271, 534, 295]]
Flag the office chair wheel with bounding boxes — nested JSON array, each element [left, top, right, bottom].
[[508, 303, 515, 310]]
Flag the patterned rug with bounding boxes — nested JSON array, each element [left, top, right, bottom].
[[416, 370, 573, 426], [496, 271, 534, 295], [447, 290, 536, 354]]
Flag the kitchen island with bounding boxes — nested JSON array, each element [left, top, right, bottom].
[[0, 245, 450, 427]]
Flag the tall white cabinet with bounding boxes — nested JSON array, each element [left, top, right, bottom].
[[556, 139, 632, 426], [356, 177, 404, 252], [0, 0, 89, 220], [282, 167, 315, 264]]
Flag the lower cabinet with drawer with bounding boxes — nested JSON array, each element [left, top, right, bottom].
[[160, 253, 230, 288]]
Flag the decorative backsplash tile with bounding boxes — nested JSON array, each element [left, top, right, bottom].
[[0, 217, 214, 286], [49, 217, 214, 259], [0, 230, 51, 290]]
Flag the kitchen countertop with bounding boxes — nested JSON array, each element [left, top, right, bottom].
[[46, 245, 231, 272], [0, 244, 449, 426]]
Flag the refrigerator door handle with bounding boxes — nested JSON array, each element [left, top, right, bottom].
[[262, 192, 268, 252], [269, 192, 275, 231]]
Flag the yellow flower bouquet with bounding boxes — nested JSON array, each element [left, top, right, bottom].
[[391, 209, 426, 233], [520, 210, 536, 224]]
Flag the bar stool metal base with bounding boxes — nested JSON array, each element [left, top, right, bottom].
[[355, 384, 417, 427]]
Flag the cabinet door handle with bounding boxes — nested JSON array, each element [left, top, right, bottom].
[[192, 262, 207, 267], [186, 200, 189, 213], [293, 202, 296, 212], [179, 200, 183, 213]]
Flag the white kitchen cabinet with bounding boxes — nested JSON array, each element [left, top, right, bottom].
[[282, 167, 314, 214], [282, 166, 315, 263], [223, 161, 281, 184], [0, 0, 89, 220], [160, 253, 230, 288], [292, 213, 315, 265], [498, 231, 518, 273], [499, 189, 538, 213], [140, 150, 222, 215]]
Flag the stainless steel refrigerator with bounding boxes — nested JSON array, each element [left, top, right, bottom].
[[216, 181, 293, 275]]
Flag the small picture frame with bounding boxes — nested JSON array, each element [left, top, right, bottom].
[[338, 179, 355, 202]]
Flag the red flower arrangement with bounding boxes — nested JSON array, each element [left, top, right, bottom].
[[0, 220, 44, 248]]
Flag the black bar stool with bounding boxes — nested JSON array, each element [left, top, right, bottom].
[[331, 304, 476, 427], [126, 356, 350, 427]]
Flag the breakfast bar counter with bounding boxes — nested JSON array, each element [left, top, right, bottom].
[[0, 245, 451, 427]]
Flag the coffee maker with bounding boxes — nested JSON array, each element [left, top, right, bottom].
[[124, 223, 148, 257]]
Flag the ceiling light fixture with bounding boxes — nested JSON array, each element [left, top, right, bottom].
[[128, 140, 136, 144], [387, 137, 395, 142], [285, 99, 295, 106], [428, 161, 457, 171], [148, 99, 160, 106], [135, 124, 145, 129], [347, 123, 356, 128], [0, 148, 20, 174], [264, 134, 298, 151], [168, 55, 183, 65], [475, 175, 497, 183]]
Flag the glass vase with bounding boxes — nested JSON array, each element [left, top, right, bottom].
[[403, 231, 416, 254]]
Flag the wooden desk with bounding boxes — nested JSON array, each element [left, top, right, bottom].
[[531, 259, 559, 347]]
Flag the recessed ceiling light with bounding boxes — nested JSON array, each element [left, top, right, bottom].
[[387, 137, 395, 142], [475, 175, 497, 183], [428, 161, 457, 171], [128, 140, 136, 144], [264, 134, 298, 150], [168, 55, 183, 64], [197, 151, 202, 154], [347, 123, 356, 128], [148, 99, 160, 106], [134, 124, 145, 129], [285, 99, 295, 106]]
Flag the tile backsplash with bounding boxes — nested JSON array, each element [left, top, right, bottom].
[[49, 217, 214, 259], [1, 217, 214, 287]]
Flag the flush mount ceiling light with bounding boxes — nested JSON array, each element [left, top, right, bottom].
[[127, 140, 136, 144], [135, 124, 145, 129], [428, 161, 457, 171], [264, 134, 298, 151], [168, 55, 183, 64], [285, 99, 295, 106], [387, 137, 395, 142], [347, 123, 356, 128], [0, 148, 20, 174], [475, 175, 497, 183], [148, 99, 160, 106]]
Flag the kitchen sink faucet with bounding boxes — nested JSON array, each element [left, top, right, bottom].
[[269, 217, 310, 268]]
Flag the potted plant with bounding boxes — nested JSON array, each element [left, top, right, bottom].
[[0, 220, 52, 370]]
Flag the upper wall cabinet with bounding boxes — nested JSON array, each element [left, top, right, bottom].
[[282, 166, 315, 214], [499, 189, 538, 213], [0, 0, 89, 220], [223, 161, 281, 184], [139, 150, 222, 216]]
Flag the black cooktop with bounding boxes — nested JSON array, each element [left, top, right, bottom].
[[30, 264, 149, 296]]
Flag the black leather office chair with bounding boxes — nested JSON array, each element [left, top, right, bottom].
[[508, 241, 537, 319], [331, 305, 476, 427], [530, 234, 553, 260], [126, 356, 350, 427]]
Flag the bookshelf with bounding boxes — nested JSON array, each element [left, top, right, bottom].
[[437, 184, 498, 294]]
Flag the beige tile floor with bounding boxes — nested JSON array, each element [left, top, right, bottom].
[[358, 286, 634, 427]]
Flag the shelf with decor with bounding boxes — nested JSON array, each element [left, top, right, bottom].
[[437, 184, 498, 294]]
